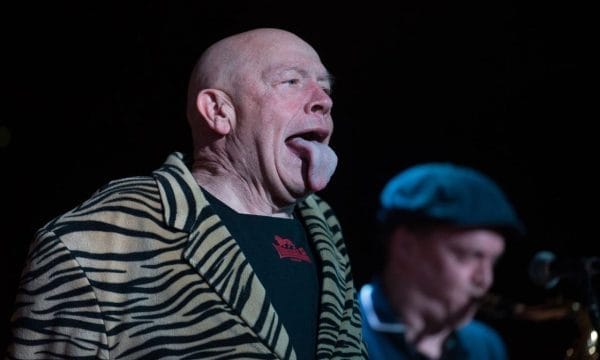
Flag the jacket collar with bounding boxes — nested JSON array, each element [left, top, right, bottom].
[[295, 195, 347, 358], [152, 152, 346, 359]]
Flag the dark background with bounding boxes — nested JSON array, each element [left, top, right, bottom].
[[1, 1, 595, 358]]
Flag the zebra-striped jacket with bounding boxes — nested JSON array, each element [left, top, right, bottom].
[[8, 152, 367, 359]]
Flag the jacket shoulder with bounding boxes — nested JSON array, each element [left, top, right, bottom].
[[40, 175, 165, 241]]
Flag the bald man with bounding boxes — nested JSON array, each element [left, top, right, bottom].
[[8, 28, 367, 359]]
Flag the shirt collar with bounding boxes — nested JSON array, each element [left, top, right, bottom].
[[360, 279, 406, 333], [360, 279, 470, 359]]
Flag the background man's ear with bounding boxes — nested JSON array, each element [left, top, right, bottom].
[[195, 89, 235, 135]]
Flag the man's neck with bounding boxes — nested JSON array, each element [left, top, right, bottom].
[[382, 272, 454, 359], [191, 168, 295, 219]]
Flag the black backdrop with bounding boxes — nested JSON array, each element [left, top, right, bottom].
[[1, 1, 595, 358]]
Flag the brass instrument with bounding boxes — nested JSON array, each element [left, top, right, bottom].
[[479, 294, 598, 360]]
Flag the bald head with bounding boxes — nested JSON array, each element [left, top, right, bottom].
[[196, 28, 314, 86], [187, 28, 320, 120]]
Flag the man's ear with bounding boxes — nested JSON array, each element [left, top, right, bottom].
[[195, 89, 235, 136]]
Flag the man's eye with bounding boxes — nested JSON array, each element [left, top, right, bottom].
[[452, 249, 471, 261], [284, 79, 300, 85]]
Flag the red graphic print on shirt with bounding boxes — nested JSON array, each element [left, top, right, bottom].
[[272, 235, 311, 263]]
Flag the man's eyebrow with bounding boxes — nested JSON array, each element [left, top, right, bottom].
[[266, 65, 335, 89], [319, 72, 335, 88], [276, 65, 334, 80]]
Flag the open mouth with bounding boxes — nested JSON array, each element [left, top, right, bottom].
[[286, 129, 328, 144], [283, 127, 338, 192]]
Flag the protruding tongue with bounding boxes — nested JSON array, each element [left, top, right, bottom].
[[287, 137, 338, 192]]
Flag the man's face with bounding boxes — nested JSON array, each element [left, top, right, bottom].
[[227, 34, 337, 206], [410, 228, 506, 327]]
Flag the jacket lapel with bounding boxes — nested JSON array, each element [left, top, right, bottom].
[[153, 152, 294, 359], [296, 195, 346, 358]]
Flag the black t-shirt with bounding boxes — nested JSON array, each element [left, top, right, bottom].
[[204, 190, 319, 360]]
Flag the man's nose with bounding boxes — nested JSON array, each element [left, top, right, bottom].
[[306, 84, 333, 116], [473, 262, 494, 290]]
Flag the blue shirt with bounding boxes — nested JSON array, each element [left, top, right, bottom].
[[358, 279, 508, 360]]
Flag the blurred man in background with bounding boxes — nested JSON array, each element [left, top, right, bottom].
[[359, 163, 524, 359]]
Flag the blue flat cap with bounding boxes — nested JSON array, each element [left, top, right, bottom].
[[379, 163, 525, 238]]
